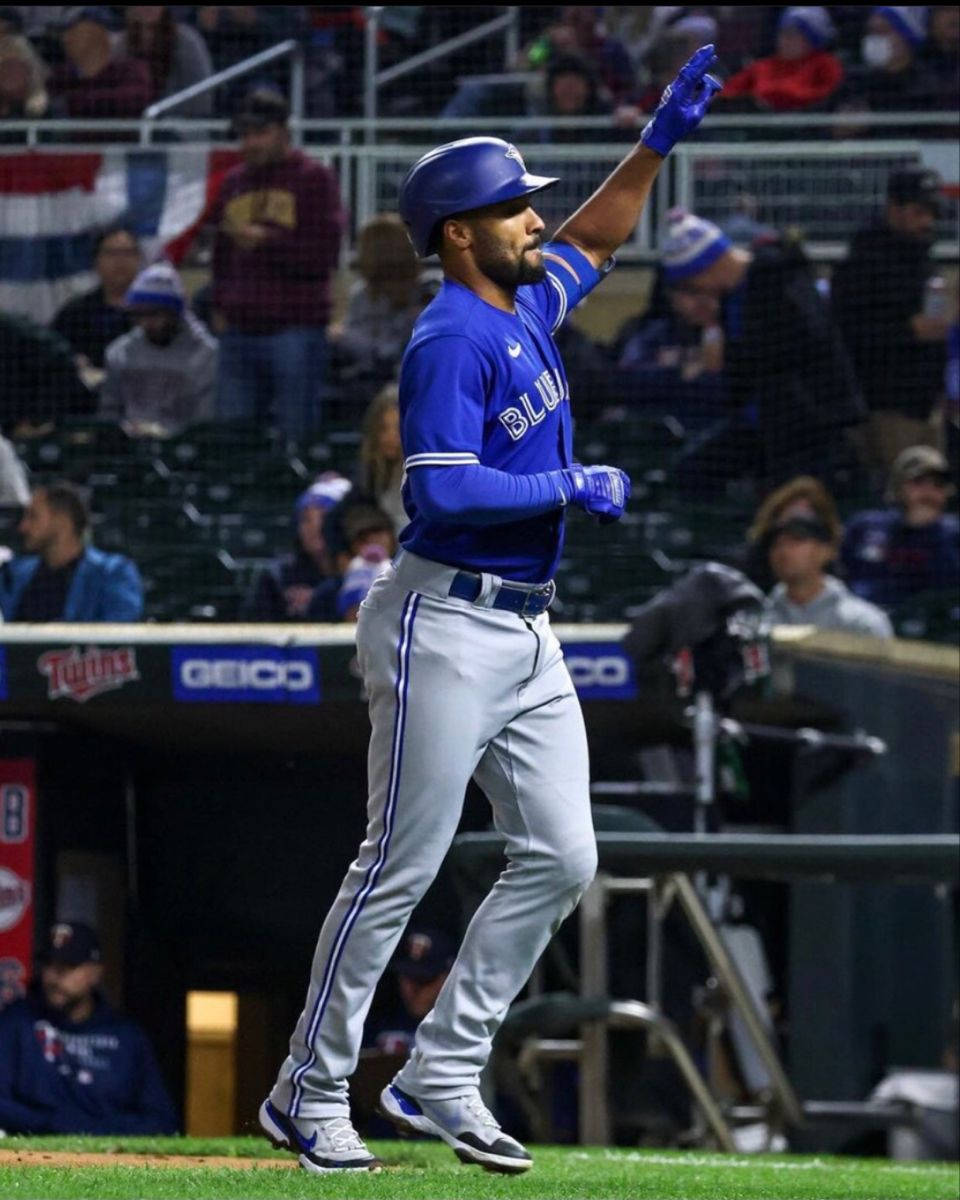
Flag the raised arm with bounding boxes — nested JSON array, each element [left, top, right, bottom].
[[554, 46, 722, 268]]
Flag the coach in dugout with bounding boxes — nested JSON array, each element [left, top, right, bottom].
[[0, 922, 177, 1135], [210, 87, 345, 440], [0, 481, 143, 622]]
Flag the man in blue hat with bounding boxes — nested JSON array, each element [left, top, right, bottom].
[[0, 922, 177, 1134], [260, 46, 721, 1176], [100, 261, 218, 437]]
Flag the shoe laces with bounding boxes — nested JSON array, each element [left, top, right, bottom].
[[464, 1094, 500, 1131], [323, 1116, 365, 1153]]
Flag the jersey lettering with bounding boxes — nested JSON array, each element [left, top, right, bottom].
[[499, 407, 530, 441], [519, 392, 546, 426], [501, 369, 566, 442]]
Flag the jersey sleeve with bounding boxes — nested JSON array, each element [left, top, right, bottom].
[[400, 335, 491, 470], [521, 240, 613, 334]]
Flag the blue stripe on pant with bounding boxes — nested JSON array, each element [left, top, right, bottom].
[[288, 591, 419, 1116]]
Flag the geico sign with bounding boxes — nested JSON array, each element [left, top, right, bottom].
[[566, 655, 630, 689], [180, 658, 314, 691]]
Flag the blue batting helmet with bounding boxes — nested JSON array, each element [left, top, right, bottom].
[[398, 137, 559, 257]]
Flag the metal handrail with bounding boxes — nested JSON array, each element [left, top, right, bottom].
[[143, 38, 304, 136], [374, 10, 516, 88], [3, 110, 957, 139]]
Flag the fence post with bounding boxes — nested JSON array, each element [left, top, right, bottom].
[[358, 7, 382, 233], [363, 6, 381, 140], [290, 44, 305, 148], [504, 5, 519, 67]]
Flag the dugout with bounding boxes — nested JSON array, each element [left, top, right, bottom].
[[0, 623, 956, 1143]]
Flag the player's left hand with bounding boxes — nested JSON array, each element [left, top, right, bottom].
[[640, 44, 722, 158], [559, 464, 631, 524]]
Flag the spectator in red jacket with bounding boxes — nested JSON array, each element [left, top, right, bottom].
[[210, 88, 345, 440], [48, 7, 153, 118], [719, 7, 844, 112]]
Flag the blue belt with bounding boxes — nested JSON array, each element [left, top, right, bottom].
[[448, 571, 555, 617]]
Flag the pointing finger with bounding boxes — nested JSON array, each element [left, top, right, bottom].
[[679, 44, 718, 82]]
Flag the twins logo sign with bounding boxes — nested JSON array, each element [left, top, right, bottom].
[[563, 643, 637, 700]]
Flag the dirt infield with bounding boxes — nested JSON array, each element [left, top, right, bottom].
[[0, 1149, 297, 1170]]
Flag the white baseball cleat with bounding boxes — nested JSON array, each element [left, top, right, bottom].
[[378, 1083, 533, 1174], [258, 1098, 382, 1173]]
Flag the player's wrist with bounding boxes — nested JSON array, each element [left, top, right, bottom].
[[639, 123, 674, 158], [549, 467, 584, 508]]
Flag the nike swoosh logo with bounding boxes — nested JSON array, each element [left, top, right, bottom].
[[295, 1128, 318, 1152], [507, 342, 522, 358]]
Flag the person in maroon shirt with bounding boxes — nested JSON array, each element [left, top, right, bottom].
[[210, 88, 345, 440], [48, 7, 153, 118]]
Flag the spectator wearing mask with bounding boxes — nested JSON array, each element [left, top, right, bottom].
[[324, 386, 406, 559], [842, 445, 959, 612], [845, 6, 941, 113], [718, 8, 844, 112], [328, 216, 436, 393], [0, 921, 177, 1134], [210, 89, 344, 440], [51, 226, 141, 373], [612, 251, 727, 433], [118, 6, 213, 118], [749, 477, 893, 636], [100, 262, 217, 438], [0, 481, 143, 621], [239, 473, 351, 622], [0, 32, 54, 127], [0, 312, 93, 435], [48, 7, 153, 119], [833, 169, 950, 472], [327, 504, 397, 623], [658, 209, 863, 487]]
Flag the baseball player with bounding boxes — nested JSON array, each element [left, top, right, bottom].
[[259, 46, 721, 1174]]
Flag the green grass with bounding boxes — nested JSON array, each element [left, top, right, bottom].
[[0, 1137, 956, 1200]]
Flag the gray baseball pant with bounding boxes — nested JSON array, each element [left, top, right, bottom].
[[269, 549, 597, 1118]]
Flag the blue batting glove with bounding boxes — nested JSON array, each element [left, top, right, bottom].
[[555, 464, 631, 524], [640, 44, 722, 158]]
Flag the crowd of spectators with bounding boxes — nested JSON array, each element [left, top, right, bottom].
[[0, 10, 955, 637], [0, 6, 956, 126]]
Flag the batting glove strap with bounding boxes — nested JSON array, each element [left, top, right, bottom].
[[640, 44, 722, 158], [554, 464, 631, 523]]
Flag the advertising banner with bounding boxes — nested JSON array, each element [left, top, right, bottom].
[[0, 758, 36, 1008]]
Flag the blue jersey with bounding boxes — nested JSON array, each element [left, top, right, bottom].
[[398, 241, 609, 583]]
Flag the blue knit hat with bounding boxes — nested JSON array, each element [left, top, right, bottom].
[[125, 261, 185, 312], [871, 6, 928, 47], [295, 473, 351, 516], [778, 6, 836, 48], [661, 208, 732, 283]]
